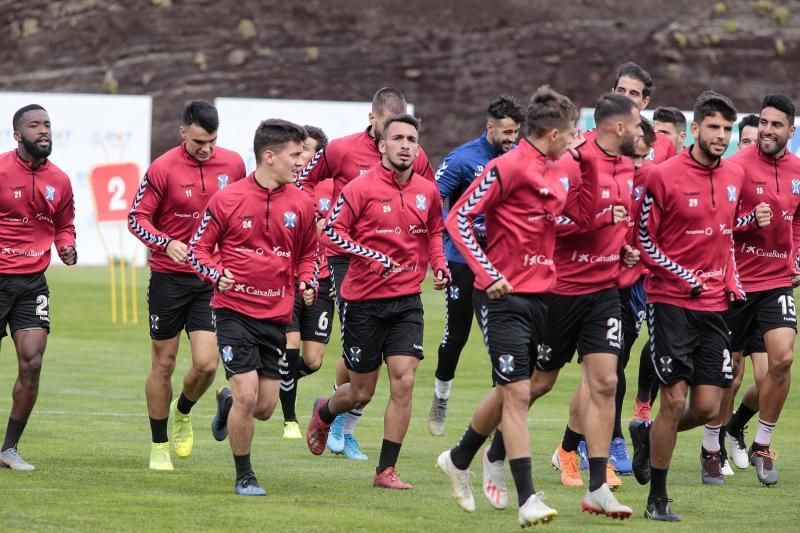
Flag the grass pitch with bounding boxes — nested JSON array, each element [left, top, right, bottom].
[[1, 267, 799, 531]]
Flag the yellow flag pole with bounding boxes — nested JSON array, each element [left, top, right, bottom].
[[130, 242, 139, 324], [119, 225, 128, 324]]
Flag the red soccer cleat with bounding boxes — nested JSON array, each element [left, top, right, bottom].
[[306, 397, 331, 455], [373, 466, 413, 490]]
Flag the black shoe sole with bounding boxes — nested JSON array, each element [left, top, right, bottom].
[[629, 420, 651, 485]]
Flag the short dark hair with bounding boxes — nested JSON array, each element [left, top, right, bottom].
[[487, 95, 524, 124], [303, 125, 328, 150], [13, 104, 46, 131], [525, 85, 579, 138], [372, 87, 407, 116], [693, 90, 737, 123], [738, 114, 760, 136], [594, 93, 638, 126], [253, 119, 307, 164], [182, 100, 219, 133], [382, 113, 420, 136], [653, 106, 687, 132], [614, 62, 654, 98], [761, 94, 796, 124], [640, 116, 657, 148]]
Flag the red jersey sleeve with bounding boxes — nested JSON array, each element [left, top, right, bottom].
[[54, 178, 76, 250], [322, 187, 394, 273], [128, 166, 171, 251], [636, 168, 702, 294], [187, 202, 223, 285], [296, 147, 332, 199], [724, 245, 746, 301], [446, 166, 505, 290]]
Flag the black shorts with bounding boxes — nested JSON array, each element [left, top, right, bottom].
[[287, 277, 334, 343], [147, 271, 214, 340], [647, 302, 733, 387], [536, 288, 622, 372], [0, 273, 50, 339], [725, 287, 797, 352], [214, 308, 286, 379], [341, 294, 424, 373], [473, 291, 548, 385], [744, 327, 766, 356]]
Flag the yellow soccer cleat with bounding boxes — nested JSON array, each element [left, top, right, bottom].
[[283, 421, 303, 439], [171, 399, 194, 458], [149, 442, 174, 471]]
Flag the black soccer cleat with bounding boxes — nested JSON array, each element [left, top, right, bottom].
[[629, 419, 651, 485], [644, 497, 681, 522]]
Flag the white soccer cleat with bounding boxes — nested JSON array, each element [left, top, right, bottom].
[[726, 430, 749, 469], [0, 448, 35, 471], [436, 450, 475, 512], [581, 483, 632, 519], [519, 492, 558, 528], [482, 448, 508, 510], [721, 458, 734, 476]]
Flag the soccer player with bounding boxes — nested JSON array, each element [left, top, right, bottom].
[[128, 101, 246, 470], [297, 88, 435, 460], [738, 114, 760, 149], [720, 95, 800, 486], [279, 126, 334, 440], [0, 104, 76, 471], [703, 113, 766, 475], [428, 95, 523, 436], [653, 106, 687, 153], [306, 114, 448, 489], [437, 86, 608, 527], [632, 91, 766, 521], [611, 62, 676, 164], [192, 119, 318, 496], [515, 94, 639, 516]]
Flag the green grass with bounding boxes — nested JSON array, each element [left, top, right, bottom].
[[1, 267, 799, 531]]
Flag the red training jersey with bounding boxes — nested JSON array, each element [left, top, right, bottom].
[[188, 175, 318, 323], [321, 164, 447, 301], [447, 139, 598, 294], [128, 144, 246, 275], [0, 150, 75, 274], [311, 179, 334, 280], [727, 144, 800, 292], [637, 149, 747, 311], [552, 140, 634, 295], [618, 163, 654, 289]]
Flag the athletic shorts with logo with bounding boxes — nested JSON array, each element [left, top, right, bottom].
[[287, 277, 334, 343], [0, 273, 50, 339], [647, 302, 733, 387], [214, 307, 286, 379], [473, 290, 548, 386], [725, 287, 797, 352], [536, 288, 622, 372], [341, 294, 424, 373], [147, 271, 213, 340]]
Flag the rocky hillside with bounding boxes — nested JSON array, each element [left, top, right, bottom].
[[2, 0, 798, 163]]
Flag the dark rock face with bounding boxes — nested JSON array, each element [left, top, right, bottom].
[[2, 0, 798, 163]]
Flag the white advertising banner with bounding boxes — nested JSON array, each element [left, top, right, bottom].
[[215, 97, 413, 172], [0, 92, 152, 266]]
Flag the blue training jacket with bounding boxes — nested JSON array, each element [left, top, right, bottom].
[[435, 132, 503, 263]]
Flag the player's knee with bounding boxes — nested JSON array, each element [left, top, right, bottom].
[[19, 352, 43, 381], [352, 388, 374, 409], [659, 389, 686, 417], [530, 376, 555, 401], [195, 360, 218, 380], [590, 373, 617, 398], [254, 402, 275, 421], [769, 351, 793, 378]]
